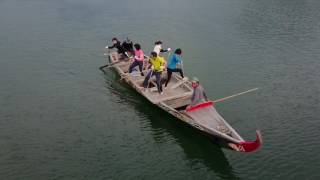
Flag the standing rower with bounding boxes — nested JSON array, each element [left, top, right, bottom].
[[122, 37, 134, 57], [128, 43, 145, 76], [105, 37, 127, 61], [165, 48, 186, 87], [100, 38, 127, 72], [153, 41, 171, 56], [142, 52, 166, 94]]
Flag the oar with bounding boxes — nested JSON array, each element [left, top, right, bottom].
[[180, 53, 185, 80], [213, 88, 259, 103], [99, 53, 133, 72], [167, 50, 171, 61], [104, 46, 110, 56], [99, 60, 122, 70], [99, 48, 110, 73], [146, 69, 154, 91]]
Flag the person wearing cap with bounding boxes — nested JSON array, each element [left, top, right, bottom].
[[128, 43, 145, 76], [187, 77, 209, 108], [105, 38, 127, 61], [142, 52, 166, 94], [153, 41, 171, 55], [165, 48, 186, 87]]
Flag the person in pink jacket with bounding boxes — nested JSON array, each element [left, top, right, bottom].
[[128, 43, 145, 76]]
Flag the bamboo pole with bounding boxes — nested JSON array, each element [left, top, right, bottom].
[[213, 88, 259, 103]]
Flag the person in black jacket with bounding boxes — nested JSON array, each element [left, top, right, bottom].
[[122, 38, 134, 57], [106, 37, 127, 60]]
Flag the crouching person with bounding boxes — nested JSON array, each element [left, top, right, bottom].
[[187, 77, 208, 109]]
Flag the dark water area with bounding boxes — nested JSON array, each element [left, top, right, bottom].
[[0, 0, 320, 179]]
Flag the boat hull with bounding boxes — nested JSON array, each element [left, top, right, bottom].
[[104, 52, 261, 153]]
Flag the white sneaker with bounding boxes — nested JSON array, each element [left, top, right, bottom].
[[182, 77, 188, 81]]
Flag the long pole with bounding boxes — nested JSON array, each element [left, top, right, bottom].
[[146, 69, 154, 91], [99, 49, 110, 73], [213, 88, 259, 103]]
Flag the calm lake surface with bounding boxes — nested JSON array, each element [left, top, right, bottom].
[[1, 0, 320, 179]]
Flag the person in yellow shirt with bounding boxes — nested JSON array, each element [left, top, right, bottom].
[[142, 52, 166, 94]]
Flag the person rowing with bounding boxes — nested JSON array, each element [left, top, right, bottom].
[[153, 41, 171, 56], [164, 48, 187, 87], [128, 43, 145, 76], [122, 37, 134, 57], [142, 52, 166, 94], [187, 77, 209, 109], [100, 37, 128, 71], [105, 37, 127, 61]]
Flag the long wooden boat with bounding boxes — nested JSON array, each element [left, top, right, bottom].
[[104, 52, 262, 153]]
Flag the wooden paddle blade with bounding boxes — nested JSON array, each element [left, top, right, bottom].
[[230, 130, 262, 152], [186, 101, 215, 112]]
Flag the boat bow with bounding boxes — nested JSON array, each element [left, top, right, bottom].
[[229, 130, 262, 152], [186, 101, 262, 153]]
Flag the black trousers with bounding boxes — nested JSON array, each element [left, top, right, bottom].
[[165, 68, 184, 87], [129, 60, 143, 73], [143, 71, 163, 93]]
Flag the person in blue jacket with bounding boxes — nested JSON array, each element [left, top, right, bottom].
[[164, 48, 186, 87]]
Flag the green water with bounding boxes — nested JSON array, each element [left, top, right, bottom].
[[1, 0, 320, 179]]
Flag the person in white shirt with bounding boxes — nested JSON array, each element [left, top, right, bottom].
[[153, 41, 171, 55]]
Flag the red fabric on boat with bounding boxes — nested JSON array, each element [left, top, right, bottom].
[[186, 101, 215, 112], [235, 130, 262, 152], [186, 101, 263, 153]]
